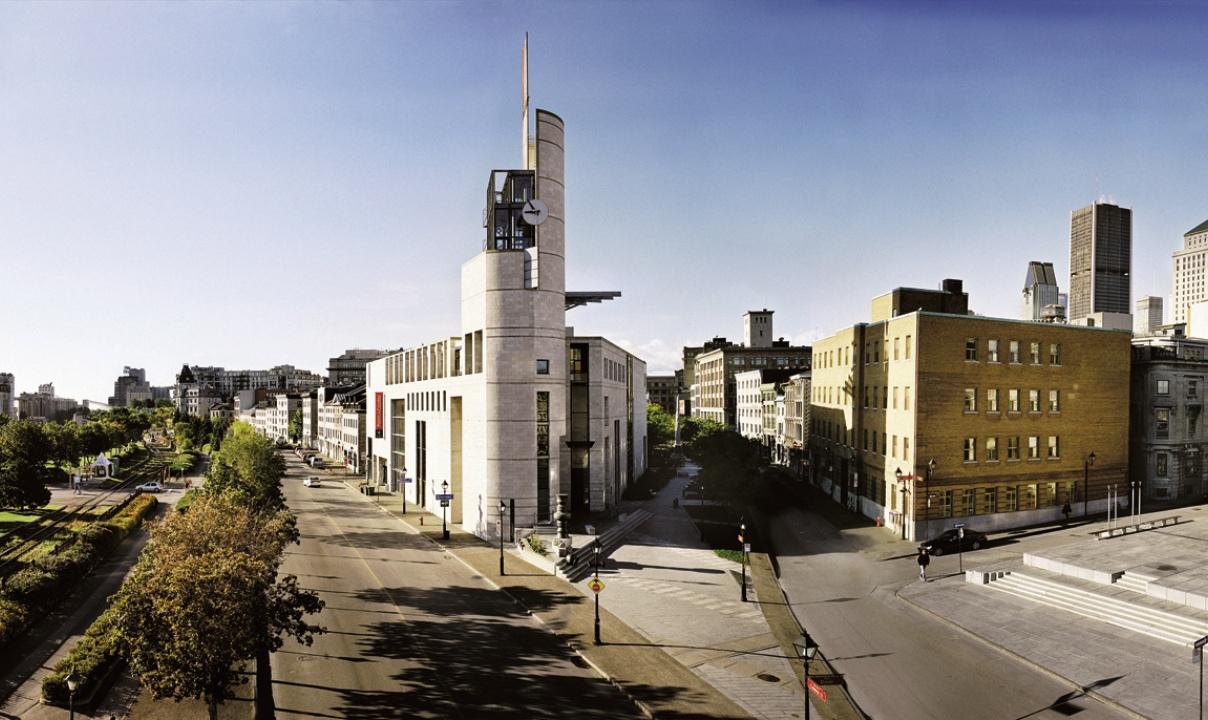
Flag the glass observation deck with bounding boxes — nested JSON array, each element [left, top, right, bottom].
[[484, 169, 535, 251]]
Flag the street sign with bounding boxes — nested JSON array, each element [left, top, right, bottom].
[[436, 493, 453, 501], [743, 543, 751, 553], [1194, 635, 1208, 663], [587, 578, 605, 594], [440, 499, 450, 508], [404, 477, 414, 484], [807, 678, 828, 701], [737, 534, 744, 543]]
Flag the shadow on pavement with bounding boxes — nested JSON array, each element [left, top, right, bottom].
[[329, 585, 691, 719]]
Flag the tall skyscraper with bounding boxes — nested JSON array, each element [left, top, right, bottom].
[[1171, 219, 1208, 324], [1021, 261, 1060, 321], [1135, 296, 1163, 335], [1068, 201, 1132, 323]]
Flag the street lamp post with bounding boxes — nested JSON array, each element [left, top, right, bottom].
[[499, 500, 507, 576], [794, 630, 818, 720], [66, 669, 79, 720], [441, 480, 449, 540], [1083, 452, 1096, 518], [924, 459, 936, 539], [593, 541, 602, 645], [954, 522, 966, 573], [895, 467, 907, 540], [739, 521, 747, 602], [1131, 479, 1141, 524]]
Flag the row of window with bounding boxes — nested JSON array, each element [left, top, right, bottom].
[[895, 481, 1077, 517], [964, 388, 1060, 414], [1154, 378, 1200, 398], [813, 384, 914, 410], [966, 339, 1062, 365], [961, 435, 1061, 463], [815, 335, 914, 369], [407, 391, 447, 413], [810, 421, 913, 462]]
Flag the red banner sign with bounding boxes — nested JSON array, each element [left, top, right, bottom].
[[374, 392, 384, 439], [807, 678, 828, 701]]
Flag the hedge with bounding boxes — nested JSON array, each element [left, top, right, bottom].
[[42, 606, 121, 705], [0, 598, 30, 648], [40, 495, 159, 704], [0, 493, 157, 653]]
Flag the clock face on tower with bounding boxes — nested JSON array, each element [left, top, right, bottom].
[[521, 198, 548, 226]]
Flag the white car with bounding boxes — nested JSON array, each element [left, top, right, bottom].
[[135, 481, 163, 493], [303, 476, 322, 488]]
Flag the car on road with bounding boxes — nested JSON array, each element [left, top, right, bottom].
[[308, 457, 325, 468], [134, 481, 164, 493], [920, 527, 988, 555], [303, 476, 322, 488]]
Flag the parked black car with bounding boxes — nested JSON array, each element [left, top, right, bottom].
[[920, 527, 988, 555]]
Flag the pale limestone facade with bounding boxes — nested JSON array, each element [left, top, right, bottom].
[[365, 108, 646, 540]]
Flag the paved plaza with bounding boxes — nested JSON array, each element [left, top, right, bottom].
[[901, 510, 1208, 720], [576, 467, 805, 720]]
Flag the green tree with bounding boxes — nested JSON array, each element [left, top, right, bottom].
[[173, 421, 193, 452], [287, 409, 302, 443], [113, 494, 322, 720], [646, 403, 676, 449], [205, 424, 286, 512], [0, 420, 54, 508]]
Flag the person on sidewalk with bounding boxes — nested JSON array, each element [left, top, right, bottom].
[[917, 547, 930, 582]]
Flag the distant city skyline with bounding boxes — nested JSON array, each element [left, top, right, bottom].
[[3, 1, 1207, 400]]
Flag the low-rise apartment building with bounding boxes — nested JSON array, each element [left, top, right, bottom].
[[810, 280, 1130, 540]]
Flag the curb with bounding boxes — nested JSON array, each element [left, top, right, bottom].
[[341, 481, 659, 720], [895, 584, 1150, 720]]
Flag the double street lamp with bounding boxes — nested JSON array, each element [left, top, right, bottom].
[[794, 630, 819, 720]]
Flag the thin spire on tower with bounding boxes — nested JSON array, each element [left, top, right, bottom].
[[521, 32, 530, 169]]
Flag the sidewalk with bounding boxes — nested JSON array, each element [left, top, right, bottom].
[[575, 466, 804, 720], [340, 479, 754, 719]]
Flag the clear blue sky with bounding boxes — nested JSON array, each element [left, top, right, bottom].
[[3, 1, 1207, 401]]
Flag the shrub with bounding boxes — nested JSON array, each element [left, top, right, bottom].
[[76, 523, 120, 555], [526, 535, 548, 556], [3, 565, 58, 605], [0, 598, 30, 647], [176, 488, 200, 513], [104, 494, 157, 535], [42, 606, 121, 705]]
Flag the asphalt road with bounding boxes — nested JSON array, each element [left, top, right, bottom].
[[768, 506, 1134, 720], [272, 456, 643, 720]]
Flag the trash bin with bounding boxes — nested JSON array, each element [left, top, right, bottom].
[[365, 485, 375, 496]]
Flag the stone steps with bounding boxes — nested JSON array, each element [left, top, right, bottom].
[[987, 571, 1208, 647], [1115, 571, 1149, 594], [559, 508, 653, 581]]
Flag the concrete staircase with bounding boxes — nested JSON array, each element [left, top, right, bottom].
[[986, 571, 1208, 647], [1114, 571, 1149, 594], [558, 509, 653, 581]]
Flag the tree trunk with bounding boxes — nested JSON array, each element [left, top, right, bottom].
[[254, 644, 274, 720]]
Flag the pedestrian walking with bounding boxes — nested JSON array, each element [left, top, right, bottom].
[[1061, 502, 1071, 522], [917, 547, 930, 582]]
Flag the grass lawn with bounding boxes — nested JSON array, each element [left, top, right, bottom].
[[0, 505, 65, 533], [713, 548, 744, 563]]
